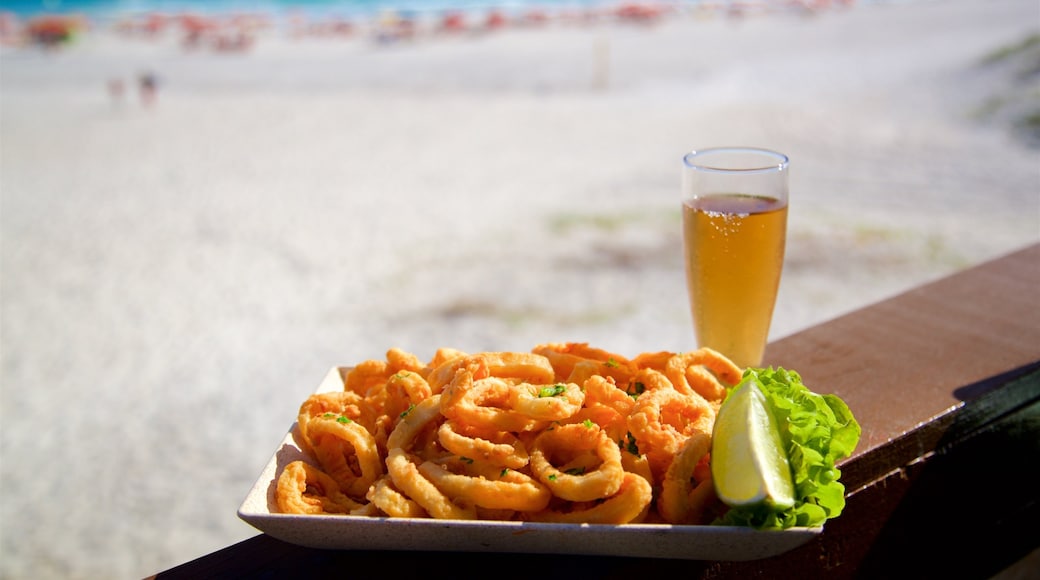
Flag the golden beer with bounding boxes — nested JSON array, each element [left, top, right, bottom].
[[682, 194, 787, 368]]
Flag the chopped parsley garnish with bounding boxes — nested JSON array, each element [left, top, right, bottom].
[[399, 404, 416, 418], [583, 419, 595, 428], [538, 384, 567, 398], [620, 432, 640, 455], [336, 415, 352, 424], [564, 467, 586, 476], [604, 358, 620, 368]]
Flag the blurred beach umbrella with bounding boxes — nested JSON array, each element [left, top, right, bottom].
[[179, 12, 220, 35], [25, 13, 85, 46], [439, 10, 466, 33]]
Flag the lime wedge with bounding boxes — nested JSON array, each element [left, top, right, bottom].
[[711, 377, 795, 510]]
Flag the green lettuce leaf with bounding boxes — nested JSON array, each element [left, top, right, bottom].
[[714, 367, 861, 529]]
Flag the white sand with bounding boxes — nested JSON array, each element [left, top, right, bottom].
[[1, 0, 1038, 577]]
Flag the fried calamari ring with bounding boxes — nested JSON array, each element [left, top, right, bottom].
[[276, 460, 365, 515], [440, 364, 547, 433], [621, 448, 654, 488], [631, 350, 674, 372], [386, 448, 478, 520], [307, 414, 384, 498], [343, 348, 428, 398], [563, 360, 602, 385], [382, 370, 433, 420], [343, 359, 390, 395], [509, 381, 584, 421], [532, 342, 636, 384], [583, 374, 635, 416], [437, 420, 529, 469], [427, 352, 556, 394], [422, 347, 468, 378], [627, 367, 677, 397], [564, 375, 636, 441], [383, 394, 458, 516], [529, 423, 624, 502], [418, 458, 552, 512], [385, 395, 444, 451], [627, 387, 714, 456], [366, 475, 428, 518], [525, 472, 652, 524], [658, 432, 714, 525], [565, 404, 628, 442], [364, 372, 432, 432], [385, 347, 425, 375], [627, 386, 714, 480], [664, 348, 743, 403], [296, 391, 370, 455]]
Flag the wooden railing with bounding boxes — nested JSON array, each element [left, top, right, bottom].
[[150, 243, 1040, 579]]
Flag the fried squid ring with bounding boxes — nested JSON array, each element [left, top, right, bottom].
[[275, 460, 365, 515], [564, 360, 603, 385], [343, 359, 390, 395], [627, 367, 677, 397], [307, 414, 384, 498], [418, 458, 552, 512], [664, 348, 743, 403], [525, 472, 652, 524], [530, 423, 624, 502], [437, 420, 529, 469], [631, 350, 675, 372], [385, 395, 444, 451], [532, 342, 636, 384], [366, 474, 428, 518], [583, 375, 635, 416], [440, 365, 547, 433], [296, 391, 370, 454], [565, 404, 628, 442], [383, 370, 433, 419], [658, 432, 715, 525], [565, 375, 636, 441], [386, 448, 478, 520], [382, 395, 461, 519], [423, 347, 468, 378], [509, 381, 584, 421], [427, 352, 556, 394], [385, 347, 425, 375], [627, 387, 715, 480], [621, 450, 655, 488], [627, 388, 714, 456]]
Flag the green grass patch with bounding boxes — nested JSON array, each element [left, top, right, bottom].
[[980, 32, 1040, 65], [547, 208, 677, 235]]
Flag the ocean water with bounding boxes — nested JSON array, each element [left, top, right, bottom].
[[2, 0, 623, 19], [1, 0, 918, 26]]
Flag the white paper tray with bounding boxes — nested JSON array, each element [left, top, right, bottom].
[[238, 367, 821, 561]]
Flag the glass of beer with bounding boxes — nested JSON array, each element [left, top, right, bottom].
[[681, 147, 789, 369]]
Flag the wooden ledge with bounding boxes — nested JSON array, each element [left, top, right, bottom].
[[765, 242, 1040, 455]]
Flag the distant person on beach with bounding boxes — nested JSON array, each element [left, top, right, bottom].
[[107, 78, 125, 107], [139, 71, 158, 107]]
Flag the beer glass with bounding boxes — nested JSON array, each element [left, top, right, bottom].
[[681, 147, 789, 369]]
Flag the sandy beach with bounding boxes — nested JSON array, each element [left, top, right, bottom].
[[1, 0, 1038, 577]]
